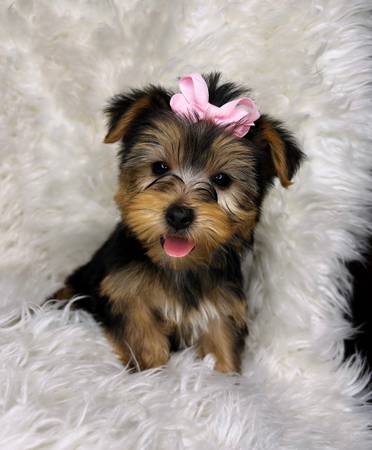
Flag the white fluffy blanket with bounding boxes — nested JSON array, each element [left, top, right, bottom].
[[1, 1, 371, 449]]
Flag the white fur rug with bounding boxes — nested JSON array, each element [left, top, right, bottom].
[[1, 1, 371, 449]]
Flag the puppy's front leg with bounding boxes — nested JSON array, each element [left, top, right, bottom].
[[126, 303, 170, 370], [100, 268, 172, 371], [104, 298, 170, 371], [197, 300, 248, 374]]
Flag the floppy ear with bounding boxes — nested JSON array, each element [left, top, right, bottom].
[[248, 115, 304, 188], [104, 87, 171, 144]]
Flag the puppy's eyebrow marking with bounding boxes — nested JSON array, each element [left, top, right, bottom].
[[145, 173, 184, 190], [190, 181, 218, 202]]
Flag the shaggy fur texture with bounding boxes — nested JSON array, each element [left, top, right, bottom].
[[0, 1, 371, 449]]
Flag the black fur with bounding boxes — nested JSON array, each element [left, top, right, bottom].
[[203, 72, 248, 106]]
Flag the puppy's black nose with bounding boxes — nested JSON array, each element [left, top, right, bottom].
[[166, 205, 194, 230]]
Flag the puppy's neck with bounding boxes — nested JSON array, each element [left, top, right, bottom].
[[157, 244, 245, 305], [120, 222, 247, 303]]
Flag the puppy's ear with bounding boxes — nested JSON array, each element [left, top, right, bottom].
[[104, 87, 171, 144], [248, 115, 304, 188]]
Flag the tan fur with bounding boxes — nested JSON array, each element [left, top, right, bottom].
[[261, 121, 292, 188], [124, 190, 234, 269], [196, 287, 247, 372], [197, 319, 238, 373], [104, 332, 132, 366], [191, 202, 233, 249], [124, 191, 173, 247], [232, 209, 257, 244], [197, 297, 246, 372], [101, 266, 171, 370], [142, 118, 184, 165], [210, 134, 255, 175], [52, 285, 75, 300], [104, 96, 152, 144]]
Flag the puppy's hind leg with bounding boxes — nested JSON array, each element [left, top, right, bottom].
[[50, 285, 75, 300]]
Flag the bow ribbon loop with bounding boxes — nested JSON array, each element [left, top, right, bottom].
[[170, 73, 260, 137]]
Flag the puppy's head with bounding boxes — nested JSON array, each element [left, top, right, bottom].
[[104, 73, 303, 269]]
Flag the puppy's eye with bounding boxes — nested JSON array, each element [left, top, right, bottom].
[[152, 161, 169, 175], [211, 172, 232, 188]]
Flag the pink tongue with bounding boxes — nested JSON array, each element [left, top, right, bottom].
[[163, 236, 195, 257]]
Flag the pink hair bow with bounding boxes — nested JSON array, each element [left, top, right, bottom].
[[170, 73, 260, 138]]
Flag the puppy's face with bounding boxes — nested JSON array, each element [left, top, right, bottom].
[[104, 74, 303, 269], [115, 115, 258, 269]]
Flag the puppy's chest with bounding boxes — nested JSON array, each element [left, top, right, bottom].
[[100, 263, 226, 342]]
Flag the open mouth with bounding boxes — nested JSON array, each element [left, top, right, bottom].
[[161, 235, 195, 258]]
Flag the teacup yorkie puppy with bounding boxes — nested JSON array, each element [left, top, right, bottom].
[[52, 72, 303, 373]]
